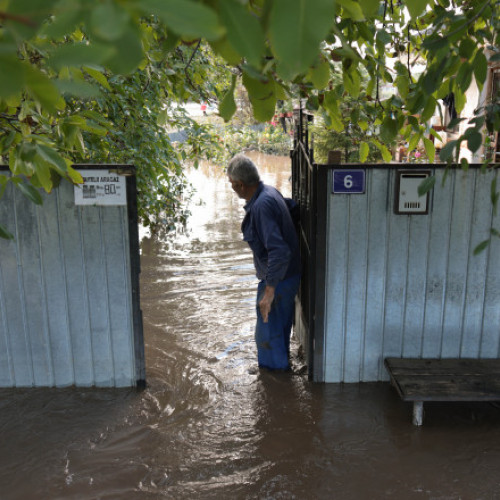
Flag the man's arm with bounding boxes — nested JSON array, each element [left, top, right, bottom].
[[259, 285, 275, 323]]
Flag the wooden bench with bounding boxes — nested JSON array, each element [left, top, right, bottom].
[[384, 357, 500, 425]]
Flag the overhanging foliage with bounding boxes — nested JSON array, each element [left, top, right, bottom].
[[0, 0, 499, 238]]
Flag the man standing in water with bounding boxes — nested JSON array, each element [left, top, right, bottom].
[[227, 154, 301, 371]]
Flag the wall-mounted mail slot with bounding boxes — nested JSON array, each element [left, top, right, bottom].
[[394, 170, 431, 215]]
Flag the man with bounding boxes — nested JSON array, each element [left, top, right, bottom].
[[227, 154, 301, 371]]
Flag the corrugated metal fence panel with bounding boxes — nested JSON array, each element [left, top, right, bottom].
[[323, 167, 500, 383], [0, 172, 140, 387]]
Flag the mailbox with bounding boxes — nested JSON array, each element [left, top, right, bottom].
[[394, 170, 431, 215]]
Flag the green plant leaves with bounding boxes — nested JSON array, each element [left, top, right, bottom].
[[218, 0, 265, 67], [105, 29, 145, 74], [90, 1, 130, 42], [41, 0, 82, 39], [0, 55, 27, 99], [83, 66, 111, 90], [323, 91, 344, 132], [0, 224, 14, 240], [359, 0, 380, 17], [343, 66, 361, 98], [308, 59, 331, 89], [140, 0, 223, 41], [463, 127, 482, 153], [406, 0, 429, 20], [380, 116, 398, 143], [36, 145, 68, 176], [337, 0, 365, 21], [472, 50, 488, 86], [473, 239, 490, 255], [423, 137, 435, 163], [359, 142, 369, 162], [219, 75, 237, 122], [24, 67, 65, 113], [439, 140, 457, 162], [418, 175, 436, 197], [242, 72, 278, 122], [2, 0, 59, 39], [49, 44, 114, 71], [210, 37, 242, 65], [269, 0, 336, 80], [372, 140, 392, 162], [13, 179, 43, 205]]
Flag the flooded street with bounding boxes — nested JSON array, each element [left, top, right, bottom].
[[1, 152, 500, 499]]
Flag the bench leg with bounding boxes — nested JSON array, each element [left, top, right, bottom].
[[412, 401, 424, 426]]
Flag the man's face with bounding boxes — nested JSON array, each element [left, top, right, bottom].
[[228, 176, 245, 199]]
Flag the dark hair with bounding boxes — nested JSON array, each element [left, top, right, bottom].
[[227, 154, 260, 186]]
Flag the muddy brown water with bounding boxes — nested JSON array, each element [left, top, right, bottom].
[[1, 152, 500, 499]]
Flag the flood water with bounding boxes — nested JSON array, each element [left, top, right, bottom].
[[1, 152, 500, 499]]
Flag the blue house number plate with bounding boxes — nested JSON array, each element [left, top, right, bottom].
[[332, 170, 365, 194]]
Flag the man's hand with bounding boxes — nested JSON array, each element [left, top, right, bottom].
[[259, 285, 275, 323]]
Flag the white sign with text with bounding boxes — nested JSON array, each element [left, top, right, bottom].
[[74, 170, 127, 206]]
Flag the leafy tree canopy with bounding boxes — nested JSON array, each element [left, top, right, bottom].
[[0, 0, 499, 238]]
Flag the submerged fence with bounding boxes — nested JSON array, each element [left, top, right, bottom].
[[0, 166, 144, 388], [292, 129, 500, 383]]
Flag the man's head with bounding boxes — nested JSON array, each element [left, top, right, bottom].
[[227, 154, 260, 201]]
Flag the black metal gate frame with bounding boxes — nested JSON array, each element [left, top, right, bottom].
[[291, 111, 328, 381]]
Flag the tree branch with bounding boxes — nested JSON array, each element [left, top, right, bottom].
[[376, 0, 389, 107], [185, 40, 201, 70], [407, 25, 411, 79], [443, 0, 491, 41], [0, 11, 36, 27]]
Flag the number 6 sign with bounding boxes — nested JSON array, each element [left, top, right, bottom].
[[332, 170, 365, 194]]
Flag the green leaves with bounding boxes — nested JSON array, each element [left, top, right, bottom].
[[2, 0, 59, 39], [406, 0, 429, 20], [0, 0, 498, 238], [473, 239, 490, 256], [323, 91, 345, 132], [423, 138, 435, 163], [472, 50, 488, 87], [140, 0, 223, 41], [308, 59, 331, 89], [359, 0, 380, 17], [219, 75, 237, 122], [269, 0, 336, 80], [12, 178, 44, 205], [242, 72, 278, 122], [218, 0, 265, 67], [105, 28, 145, 75], [41, 0, 82, 39], [418, 175, 436, 197], [0, 56, 25, 99], [372, 140, 392, 162], [343, 66, 361, 98], [380, 116, 398, 143], [48, 43, 113, 71], [463, 127, 482, 153], [337, 0, 365, 21], [36, 145, 69, 176], [90, 1, 130, 42], [0, 224, 14, 241], [439, 140, 457, 162], [359, 142, 369, 162]]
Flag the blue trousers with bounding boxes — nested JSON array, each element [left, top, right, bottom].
[[255, 275, 300, 371]]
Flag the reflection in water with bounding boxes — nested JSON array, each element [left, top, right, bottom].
[[1, 152, 500, 499]]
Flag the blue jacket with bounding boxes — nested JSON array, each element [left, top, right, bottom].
[[242, 182, 300, 287]]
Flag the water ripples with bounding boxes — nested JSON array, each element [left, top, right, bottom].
[[2, 154, 500, 499]]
